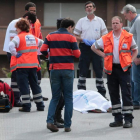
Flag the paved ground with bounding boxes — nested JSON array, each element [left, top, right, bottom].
[[0, 78, 140, 140]]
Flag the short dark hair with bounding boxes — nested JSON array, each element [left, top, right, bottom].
[[112, 16, 123, 23], [85, 1, 96, 8], [15, 18, 30, 32], [25, 2, 36, 11], [60, 18, 75, 28], [56, 18, 64, 29], [23, 12, 36, 24]]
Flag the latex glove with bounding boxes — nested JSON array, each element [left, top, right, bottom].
[[88, 40, 96, 46], [16, 53, 22, 58], [82, 39, 91, 46]]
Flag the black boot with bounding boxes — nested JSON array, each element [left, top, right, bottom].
[[56, 110, 64, 123]]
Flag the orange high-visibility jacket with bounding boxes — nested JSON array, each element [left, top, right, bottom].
[[10, 32, 40, 72], [102, 29, 133, 75], [29, 19, 41, 38]]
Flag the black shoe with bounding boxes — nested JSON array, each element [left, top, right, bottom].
[[47, 123, 59, 132], [123, 121, 132, 128], [37, 108, 44, 111], [19, 107, 30, 112], [55, 110, 64, 123], [14, 102, 23, 107], [43, 97, 48, 101], [65, 128, 71, 132], [54, 121, 64, 128], [133, 105, 140, 110], [109, 121, 123, 127]]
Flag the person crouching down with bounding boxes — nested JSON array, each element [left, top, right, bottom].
[[9, 18, 45, 112]]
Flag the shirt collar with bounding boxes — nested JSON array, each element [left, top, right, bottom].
[[58, 28, 68, 32], [131, 14, 139, 27], [85, 15, 97, 21]]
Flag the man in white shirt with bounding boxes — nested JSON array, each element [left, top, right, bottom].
[[74, 1, 108, 98], [91, 16, 138, 128]]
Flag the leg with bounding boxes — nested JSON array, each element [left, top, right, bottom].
[[47, 70, 61, 124], [54, 93, 64, 123], [37, 55, 48, 101], [16, 68, 31, 111], [92, 51, 106, 97], [107, 67, 123, 124], [11, 71, 22, 107], [28, 68, 44, 110], [119, 68, 134, 125], [62, 70, 74, 128], [131, 62, 140, 106], [77, 43, 91, 90]]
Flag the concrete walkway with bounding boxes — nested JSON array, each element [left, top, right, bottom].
[[0, 78, 140, 140]]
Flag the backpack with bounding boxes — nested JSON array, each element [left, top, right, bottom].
[[0, 94, 12, 112], [0, 80, 14, 107]]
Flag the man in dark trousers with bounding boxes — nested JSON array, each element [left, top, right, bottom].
[[91, 16, 138, 128]]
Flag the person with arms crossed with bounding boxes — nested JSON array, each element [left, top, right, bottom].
[[121, 4, 140, 110], [41, 18, 81, 132], [91, 16, 138, 128], [74, 1, 107, 98]]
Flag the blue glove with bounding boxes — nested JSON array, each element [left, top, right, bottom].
[[88, 40, 96, 46], [82, 39, 91, 46], [16, 53, 22, 58]]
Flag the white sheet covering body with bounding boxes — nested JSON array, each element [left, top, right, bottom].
[[73, 90, 111, 113]]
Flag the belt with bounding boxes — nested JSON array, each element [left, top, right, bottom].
[[113, 64, 122, 69]]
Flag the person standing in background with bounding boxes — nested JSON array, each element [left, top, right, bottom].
[[121, 4, 140, 110], [74, 1, 108, 98]]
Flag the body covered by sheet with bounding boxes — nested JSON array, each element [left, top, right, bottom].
[[73, 90, 112, 113]]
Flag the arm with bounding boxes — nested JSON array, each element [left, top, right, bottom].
[[100, 18, 108, 36], [91, 44, 105, 58], [40, 37, 49, 57], [9, 36, 20, 56], [132, 49, 138, 62], [74, 34, 82, 42], [71, 36, 81, 58], [91, 38, 105, 57]]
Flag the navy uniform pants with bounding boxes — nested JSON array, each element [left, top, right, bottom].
[[16, 68, 44, 110], [7, 52, 21, 104], [7, 53, 42, 104], [107, 64, 134, 123], [77, 43, 106, 97]]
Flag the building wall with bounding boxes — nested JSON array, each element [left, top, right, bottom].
[[0, 0, 140, 78]]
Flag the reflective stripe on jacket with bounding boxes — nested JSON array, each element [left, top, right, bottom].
[[102, 29, 133, 75], [10, 32, 39, 72]]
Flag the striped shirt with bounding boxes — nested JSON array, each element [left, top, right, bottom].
[[40, 28, 81, 70]]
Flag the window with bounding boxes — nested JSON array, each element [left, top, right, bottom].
[[44, 3, 85, 26]]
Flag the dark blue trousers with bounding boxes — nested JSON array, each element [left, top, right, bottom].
[[16, 68, 44, 110], [77, 43, 106, 97], [107, 64, 134, 123], [7, 52, 21, 104]]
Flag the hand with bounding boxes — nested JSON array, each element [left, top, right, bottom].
[[134, 58, 140, 65], [83, 39, 96, 46], [16, 53, 22, 58], [82, 39, 91, 46], [88, 40, 96, 46]]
